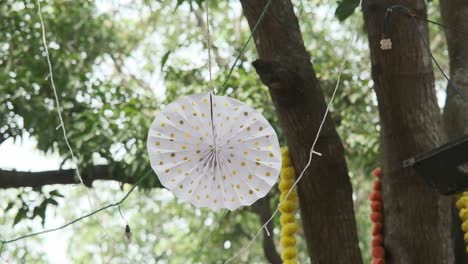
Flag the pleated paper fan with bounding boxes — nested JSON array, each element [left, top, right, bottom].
[[147, 92, 281, 211]]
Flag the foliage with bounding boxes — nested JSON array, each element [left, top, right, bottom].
[[335, 0, 360, 21], [1, 0, 157, 179], [0, 189, 48, 263], [63, 185, 274, 263], [3, 0, 452, 263]]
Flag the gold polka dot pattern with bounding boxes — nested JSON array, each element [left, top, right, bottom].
[[147, 92, 281, 211]]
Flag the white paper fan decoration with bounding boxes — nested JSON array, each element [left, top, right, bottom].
[[147, 92, 281, 211]]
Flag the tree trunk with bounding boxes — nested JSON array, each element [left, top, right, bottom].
[[240, 1, 363, 263], [363, 1, 452, 263], [440, 1, 468, 263], [441, 0, 468, 139]]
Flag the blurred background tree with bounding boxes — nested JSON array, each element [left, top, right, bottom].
[[0, 0, 452, 263]]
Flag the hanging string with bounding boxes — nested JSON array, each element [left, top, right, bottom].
[[203, 0, 219, 160], [37, 0, 89, 196], [36, 0, 128, 248], [202, 0, 223, 240], [382, 4, 468, 38], [412, 14, 468, 38], [110, 0, 131, 229], [205, 0, 214, 92], [410, 16, 468, 104], [217, 0, 273, 95], [382, 5, 468, 103], [118, 204, 129, 225]]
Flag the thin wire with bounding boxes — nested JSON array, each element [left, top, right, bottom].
[[37, 0, 87, 193], [37, 0, 121, 245], [409, 15, 468, 103], [413, 15, 468, 37], [205, 0, 213, 91], [0, 170, 152, 245], [112, 0, 130, 229], [217, 0, 273, 95], [205, 1, 217, 158], [224, 57, 347, 264], [384, 5, 468, 103], [118, 205, 128, 225], [0, 243, 4, 261]]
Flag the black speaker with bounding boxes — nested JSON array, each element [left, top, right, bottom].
[[404, 135, 468, 195]]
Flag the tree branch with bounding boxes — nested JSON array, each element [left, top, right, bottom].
[[109, 54, 154, 92], [252, 195, 282, 264], [0, 165, 136, 189]]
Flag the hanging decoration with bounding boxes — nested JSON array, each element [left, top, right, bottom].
[[147, 92, 281, 211], [279, 148, 299, 264], [369, 168, 385, 264], [456, 192, 468, 252]]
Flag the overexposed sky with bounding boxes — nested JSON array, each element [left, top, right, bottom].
[[0, 136, 61, 172]]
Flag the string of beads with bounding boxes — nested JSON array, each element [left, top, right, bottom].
[[279, 148, 299, 264], [369, 168, 385, 264], [456, 192, 468, 252]]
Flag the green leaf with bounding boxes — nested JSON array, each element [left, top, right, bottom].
[[13, 208, 27, 227], [49, 190, 65, 198], [176, 0, 185, 8], [161, 50, 172, 71], [46, 198, 59, 206], [5, 202, 15, 211], [335, 0, 360, 21]]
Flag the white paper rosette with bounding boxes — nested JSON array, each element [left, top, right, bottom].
[[147, 92, 281, 211]]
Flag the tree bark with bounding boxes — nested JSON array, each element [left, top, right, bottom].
[[363, 1, 452, 263], [0, 165, 136, 188], [240, 1, 363, 263], [440, 1, 468, 263], [441, 0, 468, 139]]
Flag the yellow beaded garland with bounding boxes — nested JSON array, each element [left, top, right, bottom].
[[279, 148, 299, 264], [456, 192, 468, 251]]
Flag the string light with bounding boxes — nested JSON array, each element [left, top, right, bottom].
[[125, 225, 132, 243]]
